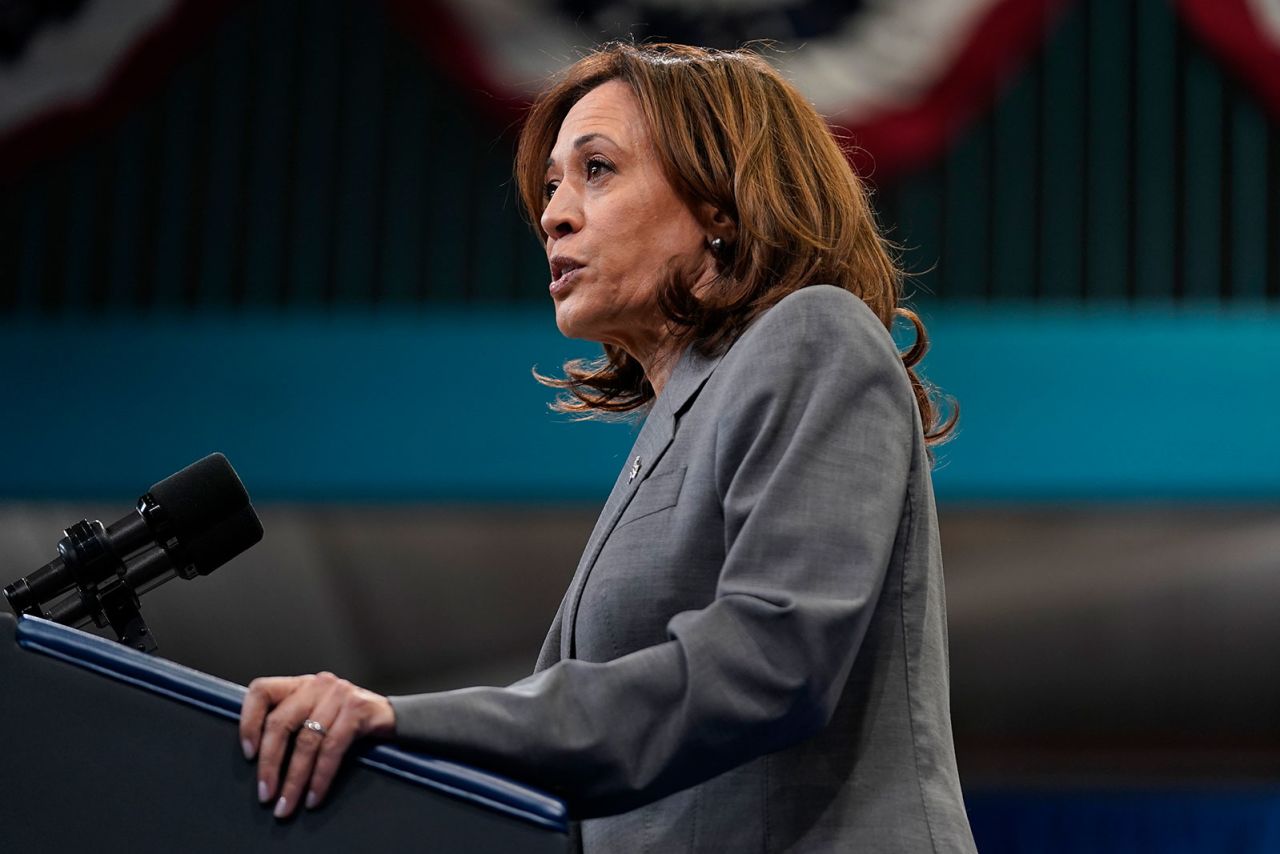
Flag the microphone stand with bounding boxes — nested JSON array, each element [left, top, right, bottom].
[[7, 517, 165, 653], [4, 454, 263, 653]]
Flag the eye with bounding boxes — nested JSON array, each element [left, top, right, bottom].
[[544, 180, 559, 201], [586, 157, 612, 180]]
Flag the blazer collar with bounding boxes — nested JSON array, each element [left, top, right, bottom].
[[558, 343, 726, 659], [649, 343, 723, 427]]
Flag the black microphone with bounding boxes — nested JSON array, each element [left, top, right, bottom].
[[3, 453, 263, 648]]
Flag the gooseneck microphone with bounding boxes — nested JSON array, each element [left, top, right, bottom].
[[3, 453, 263, 651]]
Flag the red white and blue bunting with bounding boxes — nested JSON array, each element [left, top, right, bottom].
[[0, 0, 229, 183], [391, 0, 1070, 177], [1177, 0, 1280, 117], [4, 0, 1280, 182]]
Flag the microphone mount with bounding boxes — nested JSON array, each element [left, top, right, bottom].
[[3, 453, 263, 653]]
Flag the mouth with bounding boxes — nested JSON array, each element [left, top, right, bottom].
[[549, 256, 585, 294]]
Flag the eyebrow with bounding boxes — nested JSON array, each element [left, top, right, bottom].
[[546, 132, 616, 169]]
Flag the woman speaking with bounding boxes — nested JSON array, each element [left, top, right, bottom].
[[240, 42, 976, 853]]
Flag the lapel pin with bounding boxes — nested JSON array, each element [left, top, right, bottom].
[[628, 456, 642, 484]]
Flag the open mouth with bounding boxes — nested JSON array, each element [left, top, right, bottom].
[[549, 256, 584, 291]]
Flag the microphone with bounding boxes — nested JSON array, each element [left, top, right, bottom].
[[3, 453, 263, 650]]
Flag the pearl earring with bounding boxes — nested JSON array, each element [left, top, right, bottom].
[[710, 237, 726, 256]]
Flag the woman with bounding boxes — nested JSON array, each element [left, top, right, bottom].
[[241, 43, 975, 852]]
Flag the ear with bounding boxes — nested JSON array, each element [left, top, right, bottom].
[[696, 202, 737, 245]]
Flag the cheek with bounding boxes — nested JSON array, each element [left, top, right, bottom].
[[584, 187, 704, 301], [608, 207, 703, 276]]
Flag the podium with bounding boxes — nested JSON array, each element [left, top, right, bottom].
[[0, 613, 568, 852]]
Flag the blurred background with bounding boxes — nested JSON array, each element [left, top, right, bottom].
[[2, 0, 1279, 850]]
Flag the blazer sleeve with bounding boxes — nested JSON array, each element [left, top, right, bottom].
[[388, 289, 916, 818]]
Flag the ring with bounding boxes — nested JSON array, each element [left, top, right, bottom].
[[302, 719, 327, 737]]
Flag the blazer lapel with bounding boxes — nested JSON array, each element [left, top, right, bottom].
[[532, 596, 566, 672], [560, 345, 724, 659]]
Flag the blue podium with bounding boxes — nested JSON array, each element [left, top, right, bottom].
[[0, 613, 568, 852]]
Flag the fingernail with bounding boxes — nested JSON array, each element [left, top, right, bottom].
[[241, 738, 254, 760], [258, 780, 270, 803], [273, 797, 288, 819], [305, 790, 318, 810]]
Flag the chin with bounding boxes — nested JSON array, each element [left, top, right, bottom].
[[552, 303, 592, 342]]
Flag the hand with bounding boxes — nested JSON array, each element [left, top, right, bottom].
[[239, 671, 396, 819]]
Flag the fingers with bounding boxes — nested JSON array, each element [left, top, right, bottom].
[[239, 676, 301, 761], [304, 704, 360, 810], [273, 680, 346, 818], [238, 671, 397, 820], [255, 672, 336, 810], [301, 687, 396, 810]]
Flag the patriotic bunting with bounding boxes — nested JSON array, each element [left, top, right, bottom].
[[395, 0, 1070, 177], [4, 0, 1277, 183], [1177, 0, 1280, 117]]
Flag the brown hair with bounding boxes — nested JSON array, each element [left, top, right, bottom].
[[515, 42, 956, 445]]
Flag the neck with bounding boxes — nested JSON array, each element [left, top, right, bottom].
[[635, 337, 684, 399]]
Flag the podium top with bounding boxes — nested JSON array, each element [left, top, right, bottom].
[[12, 615, 568, 833]]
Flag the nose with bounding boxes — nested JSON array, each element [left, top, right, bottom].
[[540, 181, 582, 240]]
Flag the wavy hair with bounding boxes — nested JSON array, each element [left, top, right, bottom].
[[515, 42, 956, 445]]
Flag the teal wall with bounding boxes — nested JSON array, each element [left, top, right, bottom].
[[2, 307, 1275, 501]]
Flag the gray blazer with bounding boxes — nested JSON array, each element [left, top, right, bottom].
[[390, 285, 977, 852]]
